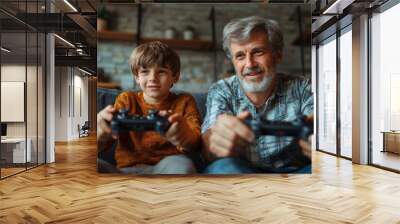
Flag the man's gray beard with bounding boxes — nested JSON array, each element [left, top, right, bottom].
[[239, 74, 273, 93]]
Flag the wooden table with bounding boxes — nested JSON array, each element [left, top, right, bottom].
[[381, 131, 400, 154], [0, 138, 32, 164]]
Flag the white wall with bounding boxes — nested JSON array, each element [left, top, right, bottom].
[[55, 67, 69, 141], [1, 65, 37, 137], [54, 67, 89, 141], [1, 65, 26, 134]]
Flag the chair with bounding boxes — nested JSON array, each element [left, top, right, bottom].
[[78, 121, 90, 138]]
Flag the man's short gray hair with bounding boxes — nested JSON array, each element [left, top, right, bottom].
[[222, 16, 284, 59]]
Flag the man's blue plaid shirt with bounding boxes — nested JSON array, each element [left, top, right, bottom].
[[201, 74, 313, 169]]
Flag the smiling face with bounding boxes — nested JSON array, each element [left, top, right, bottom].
[[129, 41, 181, 103], [230, 31, 281, 93], [135, 65, 178, 104]]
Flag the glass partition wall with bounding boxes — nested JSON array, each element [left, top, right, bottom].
[[316, 24, 353, 159], [0, 1, 46, 179]]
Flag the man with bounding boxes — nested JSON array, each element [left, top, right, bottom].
[[201, 16, 313, 174]]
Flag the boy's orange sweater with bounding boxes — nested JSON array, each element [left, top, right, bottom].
[[112, 91, 201, 168]]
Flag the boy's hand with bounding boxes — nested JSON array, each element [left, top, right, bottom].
[[97, 105, 117, 141], [159, 110, 192, 150]]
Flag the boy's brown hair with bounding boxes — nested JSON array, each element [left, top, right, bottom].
[[129, 41, 180, 76]]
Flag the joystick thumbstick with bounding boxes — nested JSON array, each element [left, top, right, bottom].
[[117, 108, 129, 119], [147, 110, 157, 119]]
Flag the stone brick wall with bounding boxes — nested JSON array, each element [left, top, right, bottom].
[[98, 3, 311, 93]]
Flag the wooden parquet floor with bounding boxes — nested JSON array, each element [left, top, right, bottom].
[[1, 135, 400, 224]]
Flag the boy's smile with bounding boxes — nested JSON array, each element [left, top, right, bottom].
[[135, 65, 178, 104], [147, 84, 161, 89]]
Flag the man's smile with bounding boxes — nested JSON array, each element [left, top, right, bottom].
[[244, 71, 262, 77]]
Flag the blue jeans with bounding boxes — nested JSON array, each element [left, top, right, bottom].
[[119, 154, 197, 174], [203, 157, 311, 174]]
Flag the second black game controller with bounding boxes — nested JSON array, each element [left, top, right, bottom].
[[244, 116, 313, 139]]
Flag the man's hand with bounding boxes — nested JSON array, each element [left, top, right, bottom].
[[298, 114, 314, 159], [208, 111, 255, 158], [97, 105, 116, 140]]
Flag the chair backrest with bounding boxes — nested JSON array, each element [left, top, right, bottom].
[[82, 121, 90, 129]]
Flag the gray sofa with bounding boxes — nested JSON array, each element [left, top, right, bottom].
[[97, 88, 208, 172]]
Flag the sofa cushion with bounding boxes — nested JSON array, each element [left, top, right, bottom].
[[97, 88, 120, 113], [191, 92, 207, 120]]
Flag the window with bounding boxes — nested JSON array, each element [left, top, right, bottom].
[[339, 27, 352, 158], [370, 2, 400, 171], [317, 35, 337, 154]]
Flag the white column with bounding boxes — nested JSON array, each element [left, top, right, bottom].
[[45, 1, 56, 163], [46, 33, 55, 163], [352, 14, 369, 164]]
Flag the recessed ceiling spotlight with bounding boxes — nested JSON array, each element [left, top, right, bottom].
[[322, 0, 354, 15], [63, 0, 78, 12], [78, 67, 93, 76], [1, 47, 11, 53], [54, 34, 75, 48]]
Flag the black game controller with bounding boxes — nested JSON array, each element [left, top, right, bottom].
[[244, 116, 313, 169], [111, 109, 170, 134], [245, 116, 313, 139]]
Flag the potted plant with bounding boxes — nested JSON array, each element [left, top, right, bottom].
[[97, 6, 109, 31]]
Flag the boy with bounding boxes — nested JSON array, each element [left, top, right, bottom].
[[97, 41, 201, 174]]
